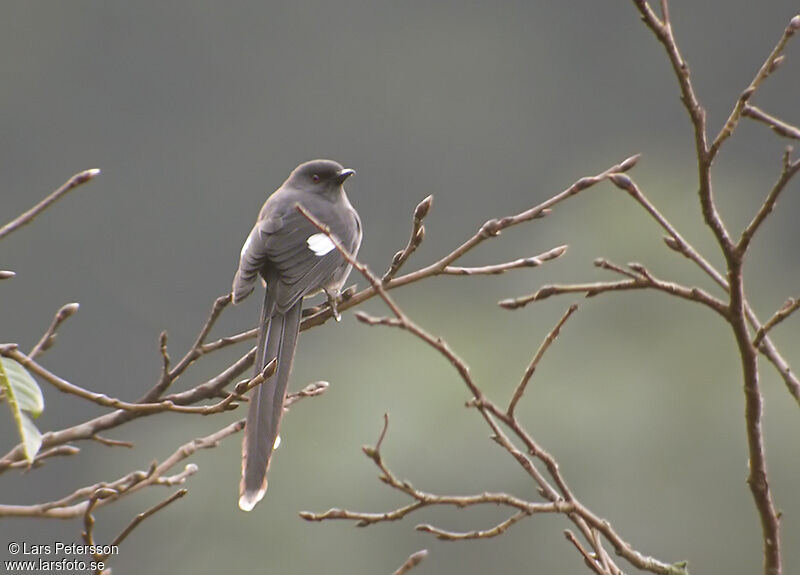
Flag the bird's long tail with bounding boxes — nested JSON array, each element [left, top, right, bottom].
[[239, 293, 302, 511]]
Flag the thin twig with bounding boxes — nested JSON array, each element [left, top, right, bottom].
[[0, 349, 254, 473], [157, 331, 170, 384], [383, 195, 433, 283], [301, 502, 426, 526], [0, 169, 101, 240], [0, 420, 244, 518], [754, 298, 800, 347], [1, 347, 242, 415], [302, 416, 573, 532], [284, 380, 330, 408], [0, 363, 328, 510], [609, 172, 727, 289], [593, 256, 641, 279], [443, 245, 567, 275], [610, 170, 800, 402], [498, 272, 728, 317], [199, 330, 256, 354], [9, 445, 80, 469], [743, 104, 800, 140], [81, 492, 103, 548], [29, 303, 80, 359], [632, 0, 732, 252], [374, 412, 390, 452], [390, 550, 428, 575], [91, 435, 134, 448], [417, 511, 529, 540], [710, 15, 800, 156], [508, 304, 578, 416], [565, 530, 606, 575], [140, 294, 233, 402], [108, 489, 187, 551], [738, 151, 800, 254]]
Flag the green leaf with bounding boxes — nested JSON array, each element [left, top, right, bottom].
[[18, 412, 43, 463], [0, 356, 45, 462]]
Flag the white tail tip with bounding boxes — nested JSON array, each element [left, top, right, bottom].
[[238, 485, 267, 512]]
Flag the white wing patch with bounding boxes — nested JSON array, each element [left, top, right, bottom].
[[240, 231, 254, 259], [306, 233, 336, 256]]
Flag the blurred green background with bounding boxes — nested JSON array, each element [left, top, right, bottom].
[[2, 2, 799, 573]]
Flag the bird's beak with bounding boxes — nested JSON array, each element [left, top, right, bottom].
[[333, 168, 356, 184]]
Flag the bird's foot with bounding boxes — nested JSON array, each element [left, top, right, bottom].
[[324, 288, 342, 322]]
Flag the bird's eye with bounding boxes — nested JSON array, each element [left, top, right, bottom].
[[311, 174, 320, 183]]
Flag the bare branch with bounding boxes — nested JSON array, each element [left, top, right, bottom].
[[284, 379, 330, 408], [416, 511, 529, 541], [300, 155, 640, 330], [609, 172, 727, 286], [302, 235, 687, 573], [373, 412, 390, 453], [511, 179, 792, 561], [632, 0, 733, 252], [738, 150, 800, 254], [498, 266, 728, 317], [593, 256, 641, 280], [300, 502, 426, 526], [565, 530, 607, 575], [631, 1, 706, 148], [711, 15, 800, 156], [8, 445, 80, 470], [161, 350, 254, 406], [108, 489, 187, 551], [390, 550, 428, 575], [0, 350, 247, 473], [382, 195, 433, 283], [508, 304, 578, 416], [157, 331, 170, 383], [81, 491, 103, 549], [743, 105, 800, 140], [611, 170, 800, 403], [726, 184, 784, 575], [1, 347, 240, 415], [199, 329, 256, 354], [29, 303, 80, 359], [0, 344, 257, 474], [140, 294, 233, 403], [736, 317, 782, 575], [302, 416, 572, 533], [0, 420, 244, 518], [304, 200, 686, 570], [754, 297, 800, 347], [91, 435, 134, 449], [0, 169, 101, 241], [443, 245, 567, 276]]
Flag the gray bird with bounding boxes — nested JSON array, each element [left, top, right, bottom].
[[232, 159, 362, 511]]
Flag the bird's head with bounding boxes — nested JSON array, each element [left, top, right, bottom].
[[287, 159, 355, 193]]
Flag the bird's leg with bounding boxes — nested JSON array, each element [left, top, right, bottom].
[[340, 284, 357, 301], [323, 287, 342, 322]]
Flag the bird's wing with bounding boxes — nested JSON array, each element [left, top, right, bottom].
[[233, 194, 359, 311]]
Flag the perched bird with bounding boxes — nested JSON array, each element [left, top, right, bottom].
[[232, 159, 362, 511]]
